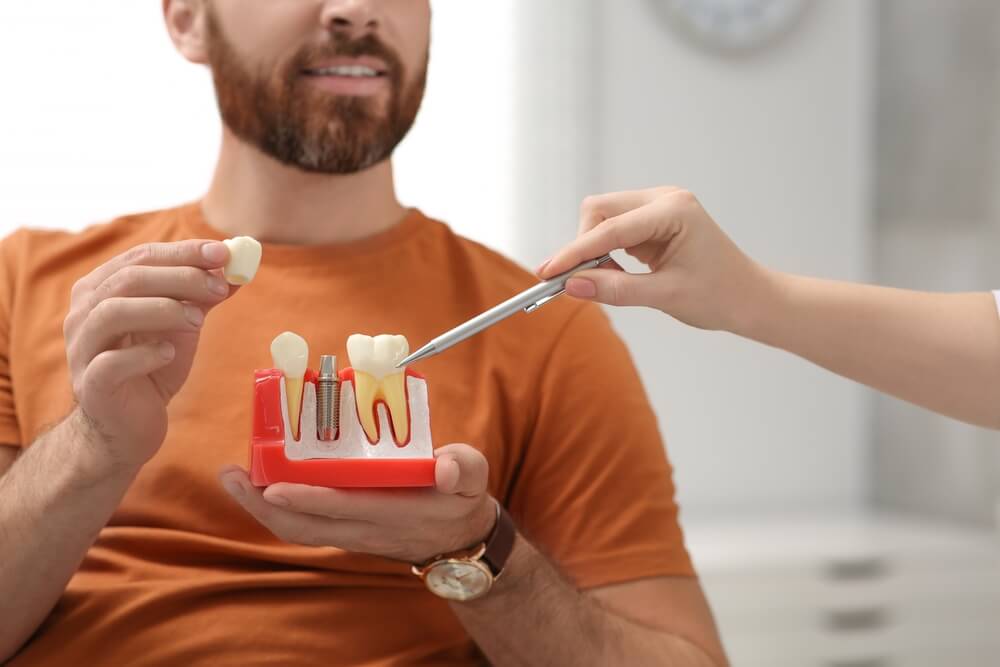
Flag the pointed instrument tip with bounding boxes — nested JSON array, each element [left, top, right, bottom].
[[396, 343, 436, 368]]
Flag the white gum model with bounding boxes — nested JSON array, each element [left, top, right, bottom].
[[223, 236, 263, 285], [270, 331, 309, 441], [270, 332, 433, 461]]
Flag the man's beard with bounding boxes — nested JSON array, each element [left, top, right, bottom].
[[205, 12, 427, 174]]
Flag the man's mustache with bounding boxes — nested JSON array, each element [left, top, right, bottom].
[[295, 33, 403, 76]]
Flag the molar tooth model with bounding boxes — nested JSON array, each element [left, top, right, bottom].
[[249, 332, 435, 488]]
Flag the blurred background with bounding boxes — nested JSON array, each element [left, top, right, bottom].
[[2, 1, 999, 665]]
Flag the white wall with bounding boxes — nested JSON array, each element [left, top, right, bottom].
[[394, 4, 515, 254], [594, 1, 875, 515], [0, 2, 517, 255], [512, 0, 874, 516], [872, 0, 1000, 526], [0, 3, 218, 231]]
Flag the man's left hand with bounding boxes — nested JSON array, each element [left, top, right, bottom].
[[219, 443, 496, 564]]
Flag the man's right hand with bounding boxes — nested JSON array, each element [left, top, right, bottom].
[[63, 240, 237, 473]]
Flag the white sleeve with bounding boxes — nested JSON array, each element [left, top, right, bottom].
[[994, 290, 1000, 318]]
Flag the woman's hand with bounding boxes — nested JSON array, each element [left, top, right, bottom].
[[538, 187, 770, 333]]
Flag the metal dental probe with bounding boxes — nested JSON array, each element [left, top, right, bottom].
[[396, 253, 614, 367]]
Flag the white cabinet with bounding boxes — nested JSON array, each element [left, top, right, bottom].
[[686, 514, 1000, 667]]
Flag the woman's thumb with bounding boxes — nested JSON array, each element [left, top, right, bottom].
[[564, 268, 660, 308]]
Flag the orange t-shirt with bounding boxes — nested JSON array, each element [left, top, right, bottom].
[[1, 204, 692, 666]]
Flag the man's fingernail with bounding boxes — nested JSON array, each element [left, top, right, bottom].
[[184, 304, 205, 327], [535, 258, 552, 275], [565, 277, 597, 298], [265, 494, 289, 507], [201, 242, 227, 263], [223, 478, 244, 498], [207, 274, 229, 296]]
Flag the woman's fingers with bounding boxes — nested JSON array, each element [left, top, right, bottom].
[[541, 196, 685, 278], [565, 267, 667, 308], [578, 187, 678, 235]]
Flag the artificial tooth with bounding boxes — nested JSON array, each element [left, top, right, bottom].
[[271, 331, 309, 441], [346, 334, 410, 444], [222, 236, 262, 285]]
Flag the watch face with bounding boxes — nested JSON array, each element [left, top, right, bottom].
[[424, 560, 493, 601]]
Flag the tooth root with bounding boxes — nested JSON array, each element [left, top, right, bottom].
[[381, 373, 410, 445], [271, 331, 309, 442], [285, 377, 304, 441], [353, 370, 380, 443]]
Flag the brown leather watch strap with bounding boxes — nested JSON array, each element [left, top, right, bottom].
[[481, 501, 516, 578]]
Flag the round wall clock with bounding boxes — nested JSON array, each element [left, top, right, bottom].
[[651, 0, 812, 53]]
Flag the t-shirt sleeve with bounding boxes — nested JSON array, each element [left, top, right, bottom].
[[993, 290, 999, 319], [0, 230, 23, 447], [507, 303, 694, 589]]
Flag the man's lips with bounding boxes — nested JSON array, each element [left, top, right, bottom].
[[301, 56, 392, 95], [302, 55, 390, 76]]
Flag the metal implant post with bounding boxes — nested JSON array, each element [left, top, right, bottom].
[[317, 355, 340, 441]]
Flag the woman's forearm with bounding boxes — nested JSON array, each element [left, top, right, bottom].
[[741, 271, 1000, 429]]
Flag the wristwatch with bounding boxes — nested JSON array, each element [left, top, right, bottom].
[[411, 500, 516, 601]]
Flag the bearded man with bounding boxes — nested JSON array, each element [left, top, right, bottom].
[[0, 2, 725, 665]]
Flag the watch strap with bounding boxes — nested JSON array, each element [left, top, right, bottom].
[[481, 500, 516, 577]]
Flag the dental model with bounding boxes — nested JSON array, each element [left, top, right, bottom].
[[270, 331, 309, 440], [249, 332, 435, 488], [223, 236, 263, 285]]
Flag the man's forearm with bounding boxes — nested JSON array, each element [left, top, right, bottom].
[[739, 271, 1000, 429], [450, 537, 720, 667], [0, 410, 137, 661]]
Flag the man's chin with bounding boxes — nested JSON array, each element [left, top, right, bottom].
[[270, 133, 393, 175]]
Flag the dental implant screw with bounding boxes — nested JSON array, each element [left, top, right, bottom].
[[317, 355, 340, 441]]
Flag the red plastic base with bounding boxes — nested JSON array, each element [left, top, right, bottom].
[[248, 369, 436, 488], [250, 442, 436, 487]]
